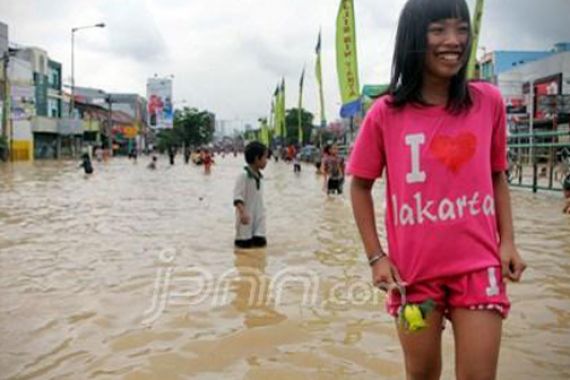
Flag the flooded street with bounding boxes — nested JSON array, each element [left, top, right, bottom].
[[1, 156, 569, 379]]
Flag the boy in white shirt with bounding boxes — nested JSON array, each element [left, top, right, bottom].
[[233, 141, 269, 248]]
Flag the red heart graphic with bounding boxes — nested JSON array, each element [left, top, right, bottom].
[[429, 132, 477, 173]]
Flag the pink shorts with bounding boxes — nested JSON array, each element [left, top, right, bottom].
[[387, 266, 510, 319]]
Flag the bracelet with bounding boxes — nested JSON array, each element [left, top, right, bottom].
[[368, 251, 387, 267]]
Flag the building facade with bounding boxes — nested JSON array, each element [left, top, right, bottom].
[[480, 51, 553, 83]]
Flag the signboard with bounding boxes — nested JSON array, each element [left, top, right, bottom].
[[11, 84, 36, 121], [505, 96, 527, 115], [146, 78, 173, 129], [523, 73, 563, 120], [537, 94, 570, 114]]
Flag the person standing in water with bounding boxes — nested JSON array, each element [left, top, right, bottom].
[[233, 141, 268, 249], [348, 1, 526, 379], [79, 152, 93, 175], [562, 174, 570, 214], [323, 144, 344, 195], [203, 149, 214, 174], [147, 155, 157, 170], [168, 146, 176, 165]]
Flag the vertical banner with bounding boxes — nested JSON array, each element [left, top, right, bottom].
[[269, 99, 275, 133], [272, 85, 280, 137], [278, 78, 286, 140], [298, 67, 305, 145], [146, 77, 173, 129], [260, 119, 270, 146], [467, 0, 485, 79], [336, 0, 361, 118], [315, 31, 326, 127]]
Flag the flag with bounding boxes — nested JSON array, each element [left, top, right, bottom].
[[467, 0, 485, 79], [315, 30, 326, 127], [298, 67, 305, 145], [273, 83, 281, 137], [269, 99, 275, 132], [280, 78, 286, 139], [260, 119, 270, 146], [336, 0, 361, 118]]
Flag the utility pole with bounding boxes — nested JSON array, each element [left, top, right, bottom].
[[2, 52, 10, 161], [2, 52, 8, 137], [70, 23, 105, 117], [107, 95, 113, 156]]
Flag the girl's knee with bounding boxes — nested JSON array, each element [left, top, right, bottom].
[[405, 363, 441, 380], [456, 367, 496, 380]]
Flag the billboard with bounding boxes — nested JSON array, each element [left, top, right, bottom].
[[523, 73, 562, 120], [146, 78, 173, 129]]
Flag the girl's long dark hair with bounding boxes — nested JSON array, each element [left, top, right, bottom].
[[387, 0, 473, 113]]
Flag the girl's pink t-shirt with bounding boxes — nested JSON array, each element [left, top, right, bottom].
[[347, 82, 508, 284]]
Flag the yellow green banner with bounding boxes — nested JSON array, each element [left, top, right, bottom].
[[280, 79, 286, 139], [467, 0, 485, 79], [315, 31, 326, 127], [260, 119, 270, 146], [336, 0, 361, 118], [298, 67, 305, 145]]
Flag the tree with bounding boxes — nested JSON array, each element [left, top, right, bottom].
[[284, 108, 314, 146], [157, 107, 215, 151], [174, 107, 214, 147]]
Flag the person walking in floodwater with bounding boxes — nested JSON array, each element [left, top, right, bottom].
[[203, 149, 214, 174], [233, 141, 268, 249], [563, 174, 570, 214], [168, 146, 176, 165], [79, 152, 93, 175], [147, 155, 157, 170], [348, 1, 526, 379], [323, 144, 344, 195]]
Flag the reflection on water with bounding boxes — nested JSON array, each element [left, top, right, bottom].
[[0, 157, 569, 379]]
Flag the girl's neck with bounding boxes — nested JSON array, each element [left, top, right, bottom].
[[421, 74, 451, 106]]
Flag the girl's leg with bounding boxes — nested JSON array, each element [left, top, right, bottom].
[[397, 310, 444, 380], [450, 309, 502, 380]]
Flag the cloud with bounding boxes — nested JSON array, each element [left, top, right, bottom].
[[95, 0, 168, 63], [1, 0, 569, 129]]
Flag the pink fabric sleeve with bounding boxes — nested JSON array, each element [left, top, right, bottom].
[[490, 90, 508, 172], [346, 103, 385, 179]]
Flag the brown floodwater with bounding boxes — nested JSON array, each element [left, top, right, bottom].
[[0, 156, 569, 379]]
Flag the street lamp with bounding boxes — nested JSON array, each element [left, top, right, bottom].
[[70, 22, 105, 117]]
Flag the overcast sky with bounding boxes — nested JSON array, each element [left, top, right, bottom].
[[2, 0, 569, 130]]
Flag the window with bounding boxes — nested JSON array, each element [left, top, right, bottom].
[[48, 98, 59, 118]]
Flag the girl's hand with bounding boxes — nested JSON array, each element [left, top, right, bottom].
[[371, 256, 403, 292], [500, 241, 526, 282]]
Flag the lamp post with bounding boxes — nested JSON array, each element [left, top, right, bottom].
[[70, 23, 105, 117]]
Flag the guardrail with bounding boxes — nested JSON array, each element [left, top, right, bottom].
[[507, 129, 570, 192]]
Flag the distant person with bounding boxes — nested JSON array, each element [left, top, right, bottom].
[[314, 147, 323, 174], [184, 147, 191, 164], [168, 146, 176, 165], [129, 148, 137, 162], [147, 155, 157, 170], [323, 144, 344, 195], [95, 146, 103, 162], [286, 144, 296, 162], [233, 141, 268, 249], [293, 155, 301, 173], [79, 152, 93, 175], [563, 174, 570, 214], [203, 150, 214, 174]]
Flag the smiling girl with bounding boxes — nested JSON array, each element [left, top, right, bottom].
[[348, 0, 526, 378]]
